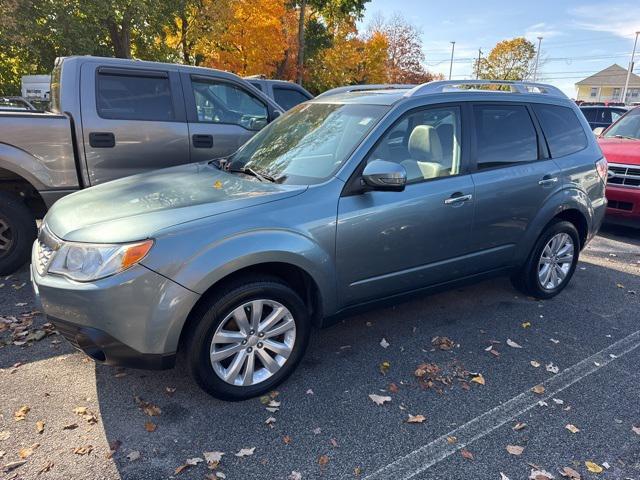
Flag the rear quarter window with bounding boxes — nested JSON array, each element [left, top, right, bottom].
[[533, 104, 588, 157]]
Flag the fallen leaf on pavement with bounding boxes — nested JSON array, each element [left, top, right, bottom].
[[134, 396, 161, 416], [471, 373, 485, 385], [388, 383, 399, 393], [0, 431, 10, 441], [500, 473, 510, 480], [380, 338, 389, 349], [522, 322, 531, 328], [318, 454, 329, 466], [530, 360, 541, 368], [529, 469, 555, 479], [585, 461, 603, 473], [532, 384, 545, 394], [18, 443, 39, 459], [550, 338, 560, 344], [283, 435, 293, 444], [354, 466, 363, 476], [186, 457, 203, 466], [379, 361, 390, 375], [546, 363, 559, 374], [265, 417, 276, 427], [330, 438, 338, 448], [506, 445, 524, 455], [37, 460, 54, 474], [507, 339, 523, 348], [73, 445, 93, 456], [2, 460, 27, 472], [144, 421, 157, 432], [632, 425, 640, 435], [446, 436, 457, 444], [406, 414, 426, 424], [36, 421, 45, 434], [203, 451, 224, 465], [431, 336, 454, 350], [513, 422, 527, 431], [460, 449, 474, 460], [235, 447, 255, 457], [288, 471, 302, 480], [14, 406, 30, 421], [552, 398, 564, 405], [62, 423, 78, 430], [126, 451, 140, 462], [73, 406, 98, 425], [369, 394, 391, 406], [565, 424, 580, 434], [560, 466, 581, 479]]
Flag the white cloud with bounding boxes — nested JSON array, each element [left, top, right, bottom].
[[570, 4, 640, 38], [524, 22, 564, 40]]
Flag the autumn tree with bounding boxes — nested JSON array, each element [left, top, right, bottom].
[[368, 13, 439, 84], [474, 37, 536, 81]]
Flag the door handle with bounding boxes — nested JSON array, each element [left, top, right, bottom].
[[192, 134, 213, 148], [89, 132, 115, 148], [538, 176, 558, 186], [444, 193, 473, 205]]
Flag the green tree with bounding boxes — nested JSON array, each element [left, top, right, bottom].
[[474, 37, 536, 81]]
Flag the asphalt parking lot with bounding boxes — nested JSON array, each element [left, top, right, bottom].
[[1, 225, 639, 480]]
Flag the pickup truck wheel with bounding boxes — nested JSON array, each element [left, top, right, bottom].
[[0, 192, 37, 275], [511, 220, 580, 300], [185, 277, 310, 401]]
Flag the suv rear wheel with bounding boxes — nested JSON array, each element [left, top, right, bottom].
[[0, 192, 37, 275], [511, 220, 580, 299], [185, 277, 310, 400]]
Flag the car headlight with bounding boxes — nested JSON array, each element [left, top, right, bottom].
[[48, 239, 153, 282]]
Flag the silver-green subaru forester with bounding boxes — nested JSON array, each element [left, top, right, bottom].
[[32, 80, 607, 400]]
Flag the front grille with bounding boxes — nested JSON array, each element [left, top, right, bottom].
[[608, 163, 640, 188], [608, 200, 634, 211], [33, 225, 61, 275]]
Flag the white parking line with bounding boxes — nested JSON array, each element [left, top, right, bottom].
[[364, 329, 640, 480]]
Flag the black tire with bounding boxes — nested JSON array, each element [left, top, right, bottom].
[[184, 276, 310, 401], [0, 192, 37, 275], [511, 220, 580, 300]]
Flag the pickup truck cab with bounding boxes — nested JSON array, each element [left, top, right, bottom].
[[244, 76, 313, 110], [0, 56, 283, 274]]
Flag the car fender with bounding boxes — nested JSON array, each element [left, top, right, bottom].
[[514, 186, 593, 263], [146, 228, 337, 316], [0, 145, 50, 191]]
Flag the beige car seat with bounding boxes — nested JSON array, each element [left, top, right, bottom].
[[401, 125, 444, 181]]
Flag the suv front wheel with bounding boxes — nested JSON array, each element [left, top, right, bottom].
[[512, 220, 580, 299], [185, 277, 310, 400]]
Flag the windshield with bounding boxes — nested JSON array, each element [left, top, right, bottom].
[[227, 102, 389, 184], [604, 108, 640, 140]]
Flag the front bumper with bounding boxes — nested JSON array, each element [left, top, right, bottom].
[[31, 256, 200, 369], [605, 185, 640, 227]]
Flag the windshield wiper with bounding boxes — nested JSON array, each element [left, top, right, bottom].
[[209, 157, 230, 169], [228, 166, 276, 183], [611, 135, 638, 140]]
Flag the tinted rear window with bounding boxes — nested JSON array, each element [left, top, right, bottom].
[[533, 104, 588, 157], [96, 72, 174, 121], [273, 87, 310, 110], [473, 104, 538, 169]]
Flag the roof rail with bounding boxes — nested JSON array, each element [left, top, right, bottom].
[[316, 84, 416, 99], [404, 80, 567, 98]]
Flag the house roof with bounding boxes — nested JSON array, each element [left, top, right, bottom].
[[576, 64, 640, 87]]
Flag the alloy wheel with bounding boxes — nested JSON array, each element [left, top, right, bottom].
[[210, 299, 296, 386], [538, 232, 575, 290], [0, 218, 13, 257]]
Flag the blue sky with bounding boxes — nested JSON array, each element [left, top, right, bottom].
[[359, 0, 640, 97]]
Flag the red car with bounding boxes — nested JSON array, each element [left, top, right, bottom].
[[597, 107, 640, 227]]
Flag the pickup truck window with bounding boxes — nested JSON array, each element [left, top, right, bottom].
[[96, 71, 175, 121], [191, 79, 268, 131], [273, 87, 310, 110]]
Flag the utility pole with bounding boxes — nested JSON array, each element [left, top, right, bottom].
[[449, 41, 456, 80], [622, 31, 640, 104], [533, 36, 543, 81], [476, 48, 482, 79]]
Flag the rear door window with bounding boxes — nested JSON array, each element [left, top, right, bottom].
[[581, 108, 597, 122], [96, 70, 174, 121], [273, 87, 310, 110], [532, 104, 588, 157], [473, 104, 538, 169]]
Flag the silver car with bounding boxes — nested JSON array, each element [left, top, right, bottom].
[[31, 80, 607, 400]]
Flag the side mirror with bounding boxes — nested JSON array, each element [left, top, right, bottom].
[[362, 160, 407, 192], [593, 127, 605, 136], [248, 117, 268, 131]]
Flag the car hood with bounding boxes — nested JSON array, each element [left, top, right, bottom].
[[45, 162, 306, 243], [597, 137, 640, 166]]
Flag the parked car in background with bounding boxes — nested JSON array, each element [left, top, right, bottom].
[[596, 106, 640, 227], [31, 80, 606, 400], [579, 105, 628, 131], [0, 56, 283, 274], [244, 75, 313, 110], [0, 96, 37, 111]]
